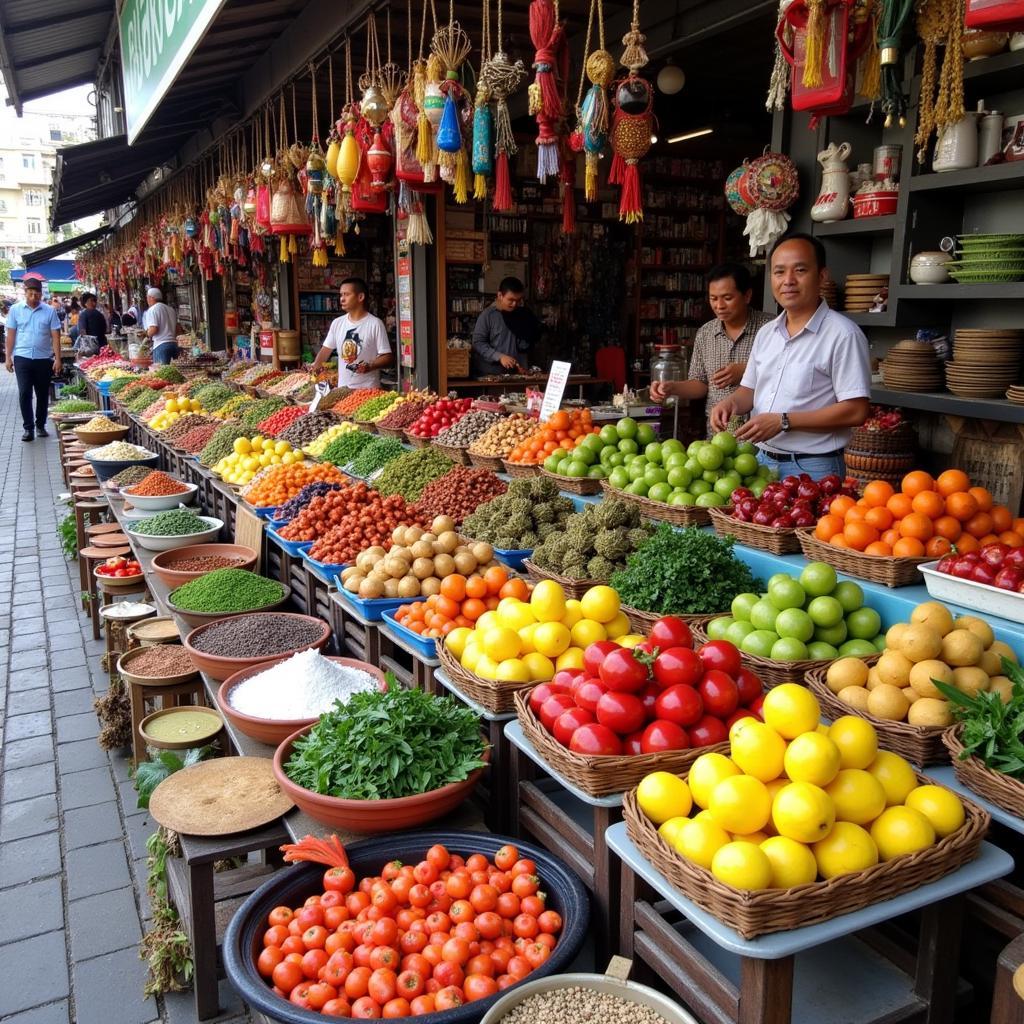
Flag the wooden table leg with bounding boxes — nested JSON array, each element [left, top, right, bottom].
[[592, 805, 622, 963], [129, 682, 148, 765], [738, 956, 794, 1024], [915, 894, 965, 1024], [992, 934, 1024, 1024], [618, 859, 637, 960], [187, 860, 221, 1020]]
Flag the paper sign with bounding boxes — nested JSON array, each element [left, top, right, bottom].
[[539, 362, 572, 422], [308, 381, 330, 413]]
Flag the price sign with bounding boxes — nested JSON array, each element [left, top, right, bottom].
[[308, 381, 330, 413], [539, 361, 572, 422]]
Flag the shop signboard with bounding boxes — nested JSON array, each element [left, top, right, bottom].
[[120, 0, 227, 144]]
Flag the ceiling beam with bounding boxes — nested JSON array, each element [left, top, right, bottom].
[[3, 4, 111, 36], [20, 74, 96, 103], [12, 42, 102, 70]]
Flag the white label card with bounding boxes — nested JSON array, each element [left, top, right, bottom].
[[539, 361, 572, 422]]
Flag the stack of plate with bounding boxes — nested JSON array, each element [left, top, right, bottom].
[[821, 277, 839, 308], [843, 274, 889, 312], [880, 340, 943, 391], [946, 328, 1023, 397], [1006, 385, 1024, 405], [948, 234, 1024, 283]]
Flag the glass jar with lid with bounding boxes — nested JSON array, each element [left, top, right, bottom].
[[650, 344, 688, 404]]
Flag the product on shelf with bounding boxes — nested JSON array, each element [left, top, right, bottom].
[[412, 466, 508, 526], [406, 396, 474, 439], [467, 415, 539, 458], [936, 542, 1024, 590], [372, 448, 455, 502], [394, 570, 531, 637], [302, 421, 359, 457], [242, 462, 346, 507], [731, 473, 859, 527]]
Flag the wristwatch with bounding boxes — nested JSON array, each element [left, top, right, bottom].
[[780, 412, 791, 432]]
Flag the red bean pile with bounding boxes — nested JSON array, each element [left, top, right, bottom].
[[413, 466, 508, 526], [257, 406, 307, 437], [125, 644, 196, 677], [177, 422, 221, 453], [308, 496, 430, 565], [164, 554, 248, 572], [375, 397, 436, 430]]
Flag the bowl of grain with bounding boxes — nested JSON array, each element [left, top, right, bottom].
[[117, 643, 200, 687], [150, 544, 259, 588]]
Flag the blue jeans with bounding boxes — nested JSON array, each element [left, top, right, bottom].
[[757, 450, 846, 481], [152, 343, 179, 365]]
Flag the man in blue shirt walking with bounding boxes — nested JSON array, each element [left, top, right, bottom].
[[4, 277, 62, 441]]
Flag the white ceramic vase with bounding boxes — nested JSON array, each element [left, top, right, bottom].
[[811, 141, 853, 222]]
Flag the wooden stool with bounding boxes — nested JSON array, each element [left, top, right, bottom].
[[129, 677, 207, 765], [79, 545, 131, 637], [74, 500, 108, 555], [85, 522, 123, 537], [99, 578, 152, 673], [92, 532, 128, 548], [79, 489, 106, 500]]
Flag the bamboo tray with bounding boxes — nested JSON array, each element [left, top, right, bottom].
[[437, 643, 532, 714], [797, 528, 929, 588], [707, 505, 802, 555], [943, 725, 1024, 818], [375, 424, 409, 439], [599, 480, 721, 528]]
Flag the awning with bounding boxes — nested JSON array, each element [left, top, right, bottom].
[[13, 260, 77, 280], [22, 226, 113, 266]]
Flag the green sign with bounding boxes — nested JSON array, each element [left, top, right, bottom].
[[120, 0, 226, 144]]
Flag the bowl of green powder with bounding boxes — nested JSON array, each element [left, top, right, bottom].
[[166, 568, 291, 628], [127, 510, 224, 551]]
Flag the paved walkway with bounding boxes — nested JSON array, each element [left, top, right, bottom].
[[0, 372, 247, 1024]]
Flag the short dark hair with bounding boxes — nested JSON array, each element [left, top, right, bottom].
[[498, 276, 525, 294], [708, 263, 753, 294], [339, 277, 368, 299], [769, 232, 827, 270], [82, 292, 97, 304]]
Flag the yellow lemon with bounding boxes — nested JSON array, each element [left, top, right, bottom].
[[672, 818, 731, 869], [496, 598, 536, 632], [496, 658, 530, 683], [905, 785, 965, 838], [521, 651, 555, 682], [762, 684, 821, 739], [533, 621, 571, 658], [760, 835, 818, 888], [570, 618, 607, 648], [812, 821, 878, 879], [258, 452, 272, 467], [658, 816, 690, 846], [617, 634, 645, 648], [869, 806, 935, 861], [481, 626, 521, 663], [530, 580, 567, 623], [771, 782, 835, 844], [866, 750, 917, 806], [827, 716, 878, 769], [729, 719, 786, 782], [604, 611, 631, 639], [250, 435, 264, 448], [460, 641, 480, 671], [473, 654, 500, 680], [517, 623, 538, 655], [637, 771, 692, 824], [711, 841, 772, 891], [783, 732, 841, 787], [282, 452, 296, 465], [475, 611, 499, 635], [825, 769, 887, 825], [580, 585, 620, 623], [560, 600, 583, 629], [555, 647, 585, 672], [273, 440, 288, 455], [731, 830, 770, 845], [688, 752, 741, 809], [709, 775, 771, 835], [693, 809, 717, 824]]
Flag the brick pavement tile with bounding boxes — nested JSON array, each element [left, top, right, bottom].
[[6, 686, 50, 716], [9, 648, 47, 671], [16, 614, 46, 632], [66, 840, 132, 901], [0, 932, 69, 1017], [0, 878, 64, 943], [2, 761, 56, 801], [68, 887, 141, 961], [50, 666, 93, 692], [0, 999, 71, 1024], [55, 711, 98, 745], [109, 751, 133, 782], [48, 631, 84, 652], [48, 617, 87, 637], [15, 602, 45, 620], [4, 710, 53, 742], [57, 737, 108, 774], [8, 668, 48, 692], [53, 687, 96, 717], [116, 777, 145, 817], [0, 833, 61, 888], [0, 793, 58, 842], [60, 765, 117, 810], [10, 632, 46, 653], [49, 647, 87, 671], [124, 812, 155, 863], [64, 800, 123, 850], [3, 735, 53, 770], [71, 946, 157, 1024]]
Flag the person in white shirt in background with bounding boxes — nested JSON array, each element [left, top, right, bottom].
[[310, 277, 394, 389], [143, 287, 179, 365]]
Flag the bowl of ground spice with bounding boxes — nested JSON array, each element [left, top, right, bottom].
[[150, 544, 258, 588], [117, 642, 200, 686], [166, 568, 290, 628], [121, 471, 198, 511], [74, 417, 129, 445], [183, 612, 331, 680]]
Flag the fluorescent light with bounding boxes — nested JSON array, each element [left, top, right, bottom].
[[668, 128, 713, 144]]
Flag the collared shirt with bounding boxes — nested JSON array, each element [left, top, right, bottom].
[[741, 300, 871, 455], [689, 310, 774, 422], [8, 300, 60, 359]]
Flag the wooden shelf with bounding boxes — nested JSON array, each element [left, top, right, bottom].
[[841, 310, 897, 327], [641, 263, 710, 271], [962, 49, 1024, 93], [908, 161, 1024, 195], [892, 282, 1024, 301], [872, 386, 1024, 424], [814, 215, 897, 237]]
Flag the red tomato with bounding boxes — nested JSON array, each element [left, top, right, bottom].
[[654, 683, 703, 726], [307, 981, 339, 1010], [539, 693, 576, 731], [622, 730, 645, 755], [583, 639, 620, 677], [528, 681, 572, 717], [638, 682, 659, 718], [698, 670, 740, 718], [301, 948, 329, 978], [640, 719, 690, 753], [649, 616, 693, 650], [322, 997, 352, 1016], [690, 715, 729, 746], [351, 994, 382, 1017], [697, 639, 742, 677], [569, 723, 623, 755], [435, 986, 464, 1010], [464, 973, 499, 1001], [272, 960, 304, 992], [494, 845, 519, 871], [551, 669, 585, 690], [537, 909, 562, 933], [735, 666, 763, 705], [725, 708, 758, 731], [324, 865, 355, 892], [552, 707, 595, 745], [595, 691, 646, 735], [258, 946, 284, 977], [652, 646, 703, 688], [368, 967, 397, 1004], [570, 677, 607, 713], [598, 648, 649, 692], [268, 906, 294, 928]]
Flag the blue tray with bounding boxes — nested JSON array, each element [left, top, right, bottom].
[[300, 548, 350, 581], [381, 608, 437, 658], [268, 515, 291, 530], [334, 582, 410, 621], [96, 380, 114, 395], [264, 523, 313, 558], [249, 503, 279, 520], [493, 546, 533, 571]]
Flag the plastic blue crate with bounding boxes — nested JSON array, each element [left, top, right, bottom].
[[493, 547, 533, 571], [249, 503, 279, 520], [300, 548, 349, 582], [96, 380, 113, 396], [268, 514, 291, 530], [334, 582, 411, 621], [264, 523, 313, 558], [381, 608, 437, 658]]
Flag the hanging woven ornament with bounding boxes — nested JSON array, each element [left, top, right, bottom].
[[359, 12, 395, 192], [529, 0, 568, 182], [431, 0, 473, 201], [255, 106, 274, 233], [572, 0, 614, 202], [742, 150, 799, 257], [335, 37, 361, 253], [270, 92, 311, 264], [724, 161, 754, 215], [609, 0, 652, 223], [870, 0, 913, 126], [305, 63, 329, 268], [915, 0, 965, 162], [419, 0, 444, 186], [472, 0, 495, 201]]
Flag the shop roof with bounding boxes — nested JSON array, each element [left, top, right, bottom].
[[23, 225, 112, 266]]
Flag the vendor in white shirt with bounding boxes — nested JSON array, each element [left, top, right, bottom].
[[709, 233, 870, 481], [310, 277, 394, 389]]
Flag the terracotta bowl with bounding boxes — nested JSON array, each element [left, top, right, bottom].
[[75, 423, 129, 445], [273, 728, 490, 833], [150, 544, 259, 588], [217, 656, 387, 746], [183, 613, 331, 681], [166, 585, 291, 630]]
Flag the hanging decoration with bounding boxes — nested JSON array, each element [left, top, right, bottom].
[[270, 92, 311, 264], [915, 0, 965, 162], [966, 0, 1024, 28], [742, 149, 800, 257], [609, 0, 653, 223], [304, 63, 329, 268], [336, 36, 362, 252], [430, 0, 474, 202], [528, 0, 568, 183], [358, 11, 395, 194], [874, 0, 914, 127], [571, 0, 614, 202], [393, 0, 442, 192], [472, 0, 495, 200]]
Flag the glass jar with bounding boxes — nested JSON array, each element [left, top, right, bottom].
[[650, 344, 687, 404]]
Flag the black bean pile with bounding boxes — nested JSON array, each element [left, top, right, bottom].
[[277, 412, 339, 448], [189, 613, 324, 659], [276, 481, 344, 521]]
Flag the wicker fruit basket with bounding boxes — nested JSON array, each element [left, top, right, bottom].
[[522, 558, 601, 601], [437, 643, 531, 714], [797, 527, 928, 588], [514, 690, 728, 797], [467, 450, 505, 472], [707, 505, 802, 555], [622, 606, 720, 636], [502, 459, 542, 478], [540, 467, 603, 496], [432, 438, 472, 466], [943, 725, 1024, 817], [375, 424, 409, 439], [352, 417, 378, 434], [804, 666, 947, 767], [404, 430, 432, 448], [622, 776, 988, 939], [599, 480, 721, 528], [848, 423, 916, 456]]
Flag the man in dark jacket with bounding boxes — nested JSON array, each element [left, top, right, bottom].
[[470, 277, 541, 376], [76, 293, 107, 349]]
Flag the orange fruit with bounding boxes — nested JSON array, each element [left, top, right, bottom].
[[830, 534, 851, 548], [933, 516, 962, 541], [1013, 518, 1024, 535], [830, 495, 856, 518], [886, 493, 914, 520], [955, 534, 979, 554], [901, 471, 936, 498], [845, 505, 868, 524], [844, 521, 880, 551], [864, 541, 893, 557], [815, 514, 844, 541], [945, 492, 978, 523], [1001, 531, 1024, 548], [881, 527, 901, 547], [991, 506, 1012, 532], [965, 512, 994, 539], [935, 469, 970, 498], [893, 537, 926, 557], [979, 534, 1001, 548], [911, 491, 944, 519], [969, 486, 993, 512], [864, 507, 894, 531], [899, 512, 934, 541], [925, 537, 952, 557], [863, 481, 895, 508]]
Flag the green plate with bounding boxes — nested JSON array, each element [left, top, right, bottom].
[[957, 233, 1024, 244], [947, 269, 1024, 283]]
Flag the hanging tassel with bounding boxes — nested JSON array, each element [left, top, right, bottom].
[[494, 151, 513, 211], [608, 151, 624, 185], [860, 9, 881, 101], [537, 141, 559, 183], [454, 147, 471, 204], [334, 229, 346, 255], [279, 235, 289, 262], [618, 160, 642, 223], [474, 173, 488, 200], [562, 185, 575, 233], [585, 154, 599, 202], [802, 0, 825, 88]]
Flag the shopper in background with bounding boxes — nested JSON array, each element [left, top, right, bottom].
[[4, 277, 61, 441], [310, 277, 393, 389], [143, 287, 179, 365], [471, 276, 541, 376], [77, 292, 107, 350], [0, 301, 8, 361], [650, 263, 772, 429], [121, 302, 140, 327], [709, 234, 870, 480], [50, 296, 66, 325]]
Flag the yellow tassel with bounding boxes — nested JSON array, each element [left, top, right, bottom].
[[528, 82, 541, 116], [416, 112, 434, 168], [334, 231, 346, 255], [585, 156, 599, 203], [473, 173, 488, 201], [860, 43, 881, 101], [288, 234, 297, 254], [454, 148, 470, 204], [279, 235, 289, 263], [802, 0, 825, 88], [438, 149, 458, 171]]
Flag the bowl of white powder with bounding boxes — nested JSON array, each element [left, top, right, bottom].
[[216, 648, 385, 744]]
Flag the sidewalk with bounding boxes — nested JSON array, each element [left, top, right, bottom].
[[0, 371, 246, 1024]]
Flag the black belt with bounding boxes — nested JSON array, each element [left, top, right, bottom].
[[759, 447, 844, 462]]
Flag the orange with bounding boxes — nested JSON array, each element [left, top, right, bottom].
[[955, 534, 980, 554], [863, 480, 895, 508], [925, 537, 952, 558], [881, 527, 901, 548], [864, 507, 894, 531], [899, 512, 934, 541], [864, 541, 893, 557], [933, 516, 962, 541], [935, 469, 970, 498], [886, 493, 914, 520], [979, 534, 1001, 548], [830, 534, 851, 548], [844, 505, 868, 525], [911, 491, 944, 519], [440, 575, 467, 603], [965, 512, 994, 539], [945, 492, 978, 523], [844, 521, 880, 551], [893, 537, 926, 557], [969, 486, 993, 512], [830, 495, 856, 518], [815, 514, 845, 541], [1000, 531, 1024, 548], [465, 576, 487, 599], [1013, 518, 1024, 535], [991, 506, 1012, 532], [901, 471, 936, 498], [499, 578, 530, 601], [461, 599, 486, 621], [484, 565, 509, 593], [548, 410, 570, 431]]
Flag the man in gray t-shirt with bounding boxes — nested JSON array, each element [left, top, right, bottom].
[[470, 277, 541, 376]]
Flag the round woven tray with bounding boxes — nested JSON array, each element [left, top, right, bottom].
[[943, 725, 1024, 818], [404, 430, 432, 448], [502, 459, 542, 478], [848, 423, 916, 455], [431, 439, 471, 466], [539, 468, 603, 496], [707, 505, 802, 555], [599, 480, 720, 527], [352, 417, 378, 433], [797, 527, 928, 588], [437, 643, 531, 714], [375, 424, 409, 439], [844, 451, 916, 474], [622, 607, 720, 636], [467, 451, 505, 472]]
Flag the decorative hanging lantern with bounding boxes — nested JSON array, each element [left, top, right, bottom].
[[367, 132, 394, 188], [742, 149, 799, 256], [573, 0, 614, 203], [724, 161, 755, 215], [430, 9, 473, 201]]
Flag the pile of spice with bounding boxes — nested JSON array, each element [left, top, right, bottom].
[[178, 422, 221, 453], [277, 412, 337, 448], [434, 410, 502, 447], [256, 405, 307, 437], [242, 461, 345, 507], [349, 436, 405, 477], [302, 421, 358, 457], [317, 386, 352, 411], [227, 648, 378, 719], [125, 389, 161, 414], [163, 553, 249, 572], [163, 414, 212, 441], [141, 396, 169, 421], [79, 415, 120, 433], [497, 988, 670, 1024], [199, 424, 251, 467], [108, 465, 152, 488], [132, 509, 212, 536], [275, 481, 344, 522], [170, 568, 285, 613], [124, 644, 196, 678], [189, 613, 325, 659], [125, 471, 190, 496], [240, 398, 287, 428], [375, 397, 436, 430], [88, 441, 154, 462], [193, 383, 235, 410], [319, 429, 377, 467], [413, 465, 508, 525], [212, 394, 255, 420], [332, 388, 389, 417], [152, 364, 185, 384], [374, 447, 454, 502], [266, 372, 313, 396]]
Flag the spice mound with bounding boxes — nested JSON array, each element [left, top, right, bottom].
[[189, 614, 325, 659], [164, 554, 248, 573], [497, 987, 671, 1024], [124, 644, 196, 678], [170, 568, 286, 613], [125, 471, 190, 497], [227, 649, 378, 720], [132, 509, 212, 536], [88, 441, 154, 462], [109, 465, 152, 488], [79, 415, 120, 432]]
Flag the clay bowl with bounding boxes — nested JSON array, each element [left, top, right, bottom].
[[75, 423, 130, 445], [150, 544, 259, 589], [117, 644, 200, 687], [217, 656, 387, 745], [183, 613, 331, 681], [93, 565, 146, 590], [272, 728, 489, 833], [166, 585, 291, 630]]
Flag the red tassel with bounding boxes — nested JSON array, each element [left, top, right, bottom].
[[562, 186, 575, 234], [608, 152, 625, 186], [494, 152, 513, 212], [619, 160, 643, 223]]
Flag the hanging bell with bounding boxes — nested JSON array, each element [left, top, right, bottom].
[[360, 84, 390, 128], [423, 82, 445, 126], [367, 133, 394, 189], [436, 94, 461, 153]]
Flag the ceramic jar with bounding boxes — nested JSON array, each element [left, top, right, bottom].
[[962, 29, 1009, 59], [909, 251, 953, 285], [811, 141, 852, 223], [933, 112, 979, 172], [979, 112, 1005, 164]]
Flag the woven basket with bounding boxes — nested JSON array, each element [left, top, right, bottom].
[[376, 424, 409, 439], [707, 506, 802, 555], [848, 423, 916, 455], [804, 666, 946, 767], [437, 642, 531, 714], [943, 725, 1024, 818], [843, 451, 916, 480], [446, 347, 470, 378], [502, 459, 542, 478], [467, 451, 505, 472], [353, 417, 378, 433], [514, 690, 729, 797], [405, 430, 432, 448], [797, 528, 928, 588], [622, 607, 721, 636], [432, 439, 471, 466], [599, 480, 718, 527], [522, 559, 601, 601], [622, 779, 989, 939], [540, 468, 603, 496]]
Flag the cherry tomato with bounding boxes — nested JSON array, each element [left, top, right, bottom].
[[528, 681, 572, 717], [464, 973, 499, 1001], [258, 946, 284, 977], [598, 647, 649, 693], [622, 730, 645, 755], [690, 714, 729, 747], [698, 669, 740, 718], [494, 845, 519, 871], [649, 615, 693, 650], [569, 722, 623, 755], [652, 646, 703, 688], [272, 960, 304, 992], [324, 865, 356, 893], [537, 909, 562, 933], [434, 986, 464, 1010], [725, 708, 758, 731], [351, 994, 382, 1017], [322, 996, 352, 1016], [641, 719, 690, 753], [583, 640, 621, 677], [552, 707, 595, 746], [697, 639, 742, 677]]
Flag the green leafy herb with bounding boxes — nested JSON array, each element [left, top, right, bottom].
[[57, 509, 78, 560], [934, 658, 1024, 778], [285, 683, 487, 799], [134, 747, 215, 808], [610, 524, 761, 615]]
